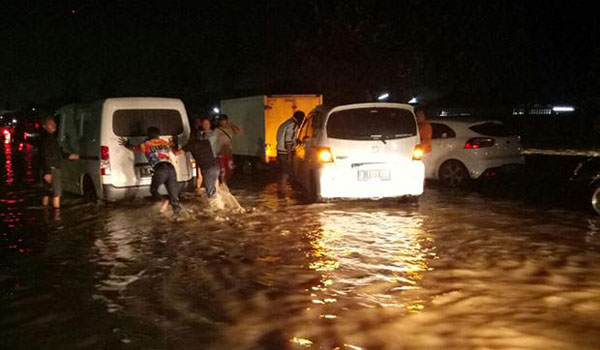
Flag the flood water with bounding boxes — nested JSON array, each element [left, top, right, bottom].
[[2, 144, 600, 350]]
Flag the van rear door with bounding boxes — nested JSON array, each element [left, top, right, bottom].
[[110, 109, 190, 188], [324, 106, 419, 181]]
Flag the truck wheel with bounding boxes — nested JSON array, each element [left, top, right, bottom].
[[83, 176, 97, 204], [439, 160, 470, 187], [241, 158, 254, 174]]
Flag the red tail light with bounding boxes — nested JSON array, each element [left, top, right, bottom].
[[190, 158, 198, 177], [100, 146, 111, 175], [464, 138, 495, 149], [100, 146, 110, 160]]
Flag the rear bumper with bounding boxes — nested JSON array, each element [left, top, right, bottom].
[[316, 161, 424, 199], [469, 156, 525, 179], [102, 178, 195, 202]]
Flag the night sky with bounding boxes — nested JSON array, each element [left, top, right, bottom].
[[1, 0, 599, 110]]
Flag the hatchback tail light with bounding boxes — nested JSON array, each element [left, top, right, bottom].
[[464, 138, 495, 149], [100, 146, 111, 175]]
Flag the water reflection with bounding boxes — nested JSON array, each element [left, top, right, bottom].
[[307, 210, 434, 312], [4, 143, 14, 185]]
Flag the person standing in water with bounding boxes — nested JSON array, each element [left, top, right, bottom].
[[40, 115, 79, 209], [119, 126, 181, 216], [184, 117, 220, 198], [213, 114, 241, 185], [415, 106, 432, 154], [276, 110, 305, 196]]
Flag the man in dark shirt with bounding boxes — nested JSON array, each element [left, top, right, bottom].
[[183, 117, 220, 198], [40, 116, 79, 209]]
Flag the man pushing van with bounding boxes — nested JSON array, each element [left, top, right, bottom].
[[119, 127, 181, 216], [40, 115, 79, 209]]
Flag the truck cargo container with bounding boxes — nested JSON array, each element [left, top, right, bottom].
[[220, 94, 322, 172]]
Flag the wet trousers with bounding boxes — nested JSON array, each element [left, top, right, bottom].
[[151, 162, 181, 213]]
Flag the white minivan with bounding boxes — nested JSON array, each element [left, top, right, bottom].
[[56, 97, 195, 202], [293, 103, 425, 200]]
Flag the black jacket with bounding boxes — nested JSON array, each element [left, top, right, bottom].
[[183, 138, 218, 168], [40, 132, 63, 173]]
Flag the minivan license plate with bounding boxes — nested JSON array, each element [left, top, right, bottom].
[[358, 169, 390, 181], [140, 167, 153, 177]]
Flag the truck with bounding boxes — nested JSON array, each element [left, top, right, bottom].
[[220, 94, 323, 173]]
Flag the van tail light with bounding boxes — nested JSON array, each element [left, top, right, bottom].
[[190, 158, 198, 177], [464, 138, 495, 149], [100, 145, 111, 175], [412, 145, 425, 161], [316, 147, 333, 163]]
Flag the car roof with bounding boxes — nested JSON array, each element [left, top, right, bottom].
[[315, 102, 414, 116], [429, 117, 503, 126]]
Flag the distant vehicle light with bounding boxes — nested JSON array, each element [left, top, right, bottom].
[[408, 97, 418, 104], [12, 119, 17, 123], [552, 106, 575, 112], [412, 145, 425, 160], [213, 107, 220, 114], [377, 93, 389, 101], [317, 147, 333, 163]]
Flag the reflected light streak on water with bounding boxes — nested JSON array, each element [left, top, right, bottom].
[[4, 143, 14, 185]]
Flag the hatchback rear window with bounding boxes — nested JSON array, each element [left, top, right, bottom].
[[113, 109, 184, 137], [469, 122, 512, 137], [326, 108, 416, 140]]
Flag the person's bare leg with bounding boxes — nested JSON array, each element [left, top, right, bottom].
[[196, 167, 203, 189], [159, 199, 169, 213], [52, 196, 60, 209], [42, 195, 50, 207]]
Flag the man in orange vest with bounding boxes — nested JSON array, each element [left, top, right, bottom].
[[415, 106, 432, 154]]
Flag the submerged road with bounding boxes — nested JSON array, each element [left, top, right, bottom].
[[1, 144, 600, 350]]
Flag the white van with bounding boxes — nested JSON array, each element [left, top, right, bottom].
[[293, 103, 425, 200], [56, 97, 195, 202]]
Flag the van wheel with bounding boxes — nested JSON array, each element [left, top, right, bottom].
[[83, 176, 97, 204], [590, 184, 600, 215], [439, 160, 470, 187]]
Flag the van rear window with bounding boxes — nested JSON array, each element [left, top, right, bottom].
[[113, 109, 184, 137], [326, 108, 416, 140], [468, 122, 512, 137]]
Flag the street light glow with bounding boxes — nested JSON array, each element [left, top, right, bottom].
[[408, 97, 418, 104], [213, 107, 220, 114], [377, 93, 389, 101], [12, 119, 17, 123], [552, 106, 575, 112]]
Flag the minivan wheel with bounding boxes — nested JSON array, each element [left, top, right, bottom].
[[309, 173, 323, 203], [83, 176, 97, 204], [439, 160, 470, 187], [590, 185, 600, 215]]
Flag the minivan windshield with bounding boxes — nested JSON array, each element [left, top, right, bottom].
[[113, 109, 184, 137], [326, 107, 417, 140]]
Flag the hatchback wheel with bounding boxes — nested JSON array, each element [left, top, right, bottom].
[[439, 160, 470, 187], [590, 185, 600, 215]]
